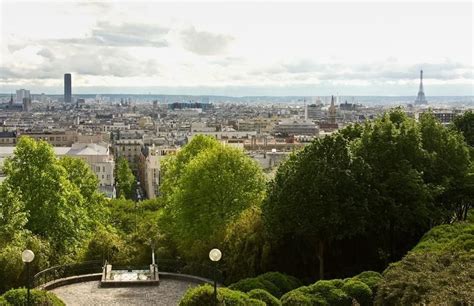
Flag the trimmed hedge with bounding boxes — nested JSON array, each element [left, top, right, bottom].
[[341, 279, 372, 306], [228, 277, 282, 297], [248, 289, 281, 306], [258, 272, 302, 294], [0, 296, 8, 306], [280, 288, 327, 306], [179, 284, 265, 306], [353, 271, 383, 294], [305, 280, 352, 306], [1, 288, 65, 306], [281, 275, 378, 306], [228, 271, 301, 298]]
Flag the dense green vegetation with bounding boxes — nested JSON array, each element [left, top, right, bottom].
[[180, 270, 382, 306], [115, 157, 136, 199], [0, 288, 65, 305], [179, 284, 266, 306], [375, 216, 474, 305], [0, 137, 107, 292], [262, 110, 472, 280], [160, 135, 266, 265], [1, 110, 472, 305]]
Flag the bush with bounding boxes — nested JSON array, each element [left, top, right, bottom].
[[0, 296, 9, 305], [353, 271, 383, 294], [342, 279, 372, 306], [306, 281, 352, 306], [248, 289, 281, 306], [258, 272, 301, 295], [228, 277, 282, 297], [280, 289, 323, 306], [326, 279, 344, 289], [2, 288, 64, 306], [179, 284, 265, 306], [179, 285, 215, 306]]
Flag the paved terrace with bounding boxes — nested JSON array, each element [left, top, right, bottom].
[[51, 279, 198, 305]]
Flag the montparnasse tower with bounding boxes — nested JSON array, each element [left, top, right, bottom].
[[414, 70, 428, 105]]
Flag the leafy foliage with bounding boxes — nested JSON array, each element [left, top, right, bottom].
[[248, 289, 282, 306], [222, 207, 270, 283], [229, 277, 282, 298], [352, 271, 382, 295], [452, 110, 474, 147], [341, 279, 372, 306], [228, 272, 300, 298], [115, 157, 136, 199], [179, 284, 265, 306], [162, 136, 266, 263], [263, 134, 371, 278], [375, 220, 474, 305], [1, 288, 65, 306], [263, 110, 472, 280], [0, 137, 105, 292]]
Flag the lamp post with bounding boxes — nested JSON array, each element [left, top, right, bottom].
[[209, 248, 222, 306], [21, 249, 35, 306]]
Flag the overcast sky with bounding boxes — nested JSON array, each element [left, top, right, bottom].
[[0, 0, 472, 96]]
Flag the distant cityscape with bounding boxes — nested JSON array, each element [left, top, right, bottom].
[[0, 70, 472, 200]]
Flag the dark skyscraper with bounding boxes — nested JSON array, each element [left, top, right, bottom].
[[64, 73, 72, 103]]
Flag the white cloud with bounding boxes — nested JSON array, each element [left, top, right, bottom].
[[0, 1, 472, 95], [180, 26, 234, 56]]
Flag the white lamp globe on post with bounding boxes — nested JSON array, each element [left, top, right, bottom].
[[209, 248, 222, 306], [21, 250, 35, 306]]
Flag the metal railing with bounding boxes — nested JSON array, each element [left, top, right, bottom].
[[33, 258, 223, 288], [33, 260, 103, 288]]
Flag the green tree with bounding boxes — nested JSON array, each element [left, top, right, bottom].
[[115, 157, 136, 199], [353, 112, 431, 262], [419, 112, 472, 221], [222, 206, 270, 283], [165, 137, 266, 261], [2, 137, 89, 253], [263, 134, 370, 279], [0, 184, 27, 243], [161, 135, 221, 200], [452, 110, 474, 147], [58, 156, 107, 222]]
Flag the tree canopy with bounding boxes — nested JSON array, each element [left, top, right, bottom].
[[115, 157, 136, 199], [162, 136, 266, 261]]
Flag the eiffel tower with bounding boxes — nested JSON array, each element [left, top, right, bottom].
[[414, 70, 428, 105]]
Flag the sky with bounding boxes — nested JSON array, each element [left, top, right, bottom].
[[0, 0, 473, 96]]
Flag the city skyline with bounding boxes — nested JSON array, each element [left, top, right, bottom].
[[0, 1, 473, 96]]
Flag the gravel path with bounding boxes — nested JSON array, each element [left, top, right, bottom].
[[51, 280, 198, 306]]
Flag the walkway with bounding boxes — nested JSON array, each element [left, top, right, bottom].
[[51, 279, 198, 305]]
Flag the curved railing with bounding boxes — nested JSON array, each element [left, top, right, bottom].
[[33, 260, 103, 288], [33, 259, 223, 288]]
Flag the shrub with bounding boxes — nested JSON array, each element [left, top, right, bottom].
[[248, 299, 266, 305], [326, 279, 344, 289], [353, 271, 383, 294], [342, 279, 372, 306], [258, 272, 301, 294], [2, 288, 65, 306], [228, 277, 282, 297], [248, 289, 281, 306], [0, 296, 9, 305], [179, 285, 215, 306], [179, 284, 265, 306], [280, 289, 324, 306], [306, 281, 352, 306]]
